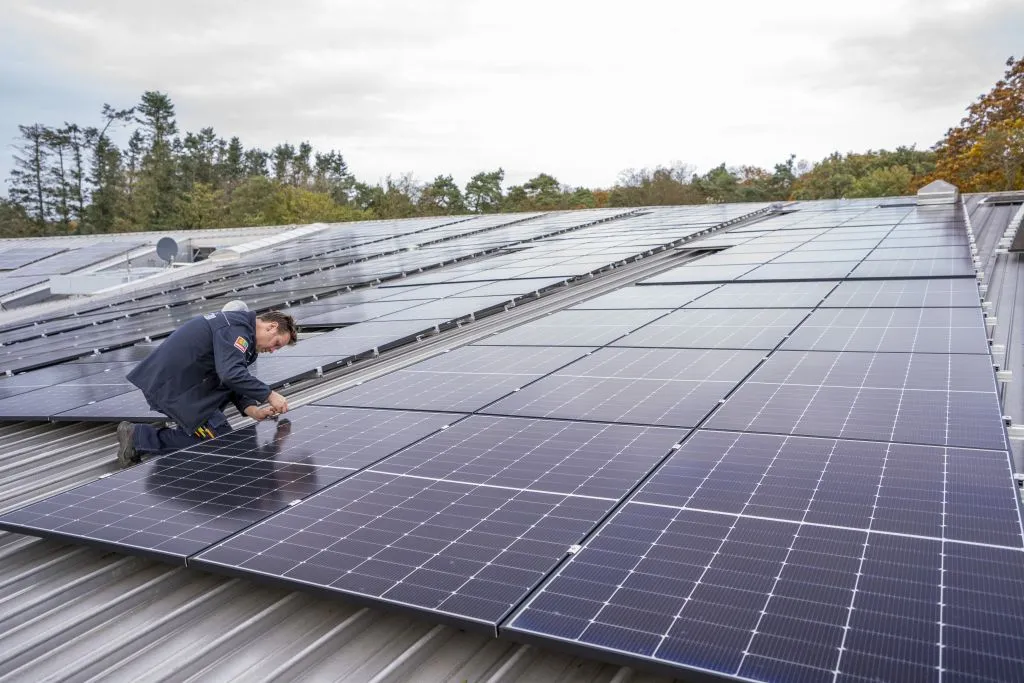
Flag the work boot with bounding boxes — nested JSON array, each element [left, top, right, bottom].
[[116, 421, 140, 468]]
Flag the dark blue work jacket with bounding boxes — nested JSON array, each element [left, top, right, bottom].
[[126, 311, 271, 432]]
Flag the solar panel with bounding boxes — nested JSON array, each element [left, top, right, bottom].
[[705, 350, 1006, 449], [373, 295, 514, 322], [192, 470, 616, 626], [570, 285, 719, 310], [476, 310, 665, 347], [781, 307, 990, 354], [507, 429, 1024, 681], [679, 281, 838, 309], [821, 279, 981, 308], [769, 249, 873, 264], [847, 258, 976, 279], [738, 262, 860, 281], [612, 308, 809, 350], [293, 300, 424, 326], [369, 415, 685, 497], [0, 247, 67, 270], [0, 382, 136, 420], [52, 389, 163, 422], [0, 450, 338, 563], [639, 264, 758, 285], [481, 348, 763, 428], [191, 416, 685, 628], [314, 345, 595, 413], [180, 405, 456, 470]]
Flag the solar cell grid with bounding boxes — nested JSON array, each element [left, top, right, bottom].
[[639, 264, 758, 285], [782, 307, 989, 354], [370, 415, 685, 498], [738, 262, 860, 281], [867, 245, 969, 260], [0, 382, 136, 420], [373, 295, 513, 322], [612, 308, 809, 350], [52, 389, 163, 422], [821, 278, 981, 308], [293, 300, 423, 326], [192, 470, 618, 626], [0, 450, 338, 563], [481, 347, 763, 428], [706, 349, 1006, 449], [313, 345, 594, 413], [477, 309, 664, 347], [791, 238, 882, 251], [182, 405, 457, 470], [569, 284, 719, 310], [769, 249, 872, 264], [681, 281, 838, 309], [508, 425, 1024, 681], [847, 258, 976, 279]]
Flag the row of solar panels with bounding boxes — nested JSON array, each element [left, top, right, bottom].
[[0, 204, 767, 415], [2, 199, 1021, 683]]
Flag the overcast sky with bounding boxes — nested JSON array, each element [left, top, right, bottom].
[[1, 0, 1022, 190]]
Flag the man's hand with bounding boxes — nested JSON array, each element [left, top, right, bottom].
[[267, 391, 289, 414], [245, 405, 277, 421]]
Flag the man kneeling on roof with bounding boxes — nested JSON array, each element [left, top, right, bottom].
[[114, 307, 298, 467]]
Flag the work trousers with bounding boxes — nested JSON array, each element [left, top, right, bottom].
[[132, 411, 231, 456]]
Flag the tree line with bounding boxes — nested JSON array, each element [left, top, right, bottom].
[[2, 56, 1021, 238]]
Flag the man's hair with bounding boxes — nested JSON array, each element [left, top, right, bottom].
[[257, 311, 299, 345]]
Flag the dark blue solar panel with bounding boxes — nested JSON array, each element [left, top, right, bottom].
[[314, 346, 594, 413], [570, 284, 719, 310], [52, 389, 163, 422], [821, 278, 981, 308], [640, 264, 758, 284], [0, 382, 136, 421], [680, 281, 838, 309], [191, 470, 618, 627], [181, 405, 457, 471], [482, 348, 763, 428], [476, 310, 665, 347], [738, 262, 859, 281], [782, 307, 990, 354], [0, 450, 341, 563], [705, 351, 1006, 450], [611, 308, 809, 350], [371, 415, 685, 498], [848, 258, 976, 279], [508, 437, 1024, 681]]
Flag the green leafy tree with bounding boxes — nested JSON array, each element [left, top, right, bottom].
[[221, 137, 246, 185], [123, 130, 146, 229], [0, 197, 36, 236], [8, 124, 50, 227], [134, 91, 179, 228], [312, 150, 351, 204], [176, 182, 223, 229], [418, 174, 466, 214], [271, 144, 295, 183], [523, 173, 562, 208], [465, 169, 504, 213], [244, 147, 270, 177], [83, 104, 133, 233], [791, 148, 933, 199], [292, 141, 313, 186]]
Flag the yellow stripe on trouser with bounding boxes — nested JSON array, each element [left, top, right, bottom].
[[193, 426, 216, 439]]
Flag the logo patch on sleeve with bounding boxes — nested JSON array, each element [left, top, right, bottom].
[[233, 336, 249, 353]]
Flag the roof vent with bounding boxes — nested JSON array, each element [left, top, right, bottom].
[[916, 179, 959, 205]]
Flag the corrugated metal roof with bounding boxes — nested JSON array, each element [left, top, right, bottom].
[[1, 196, 1020, 682]]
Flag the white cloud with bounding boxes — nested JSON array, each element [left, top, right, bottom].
[[1, 0, 1021, 188]]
